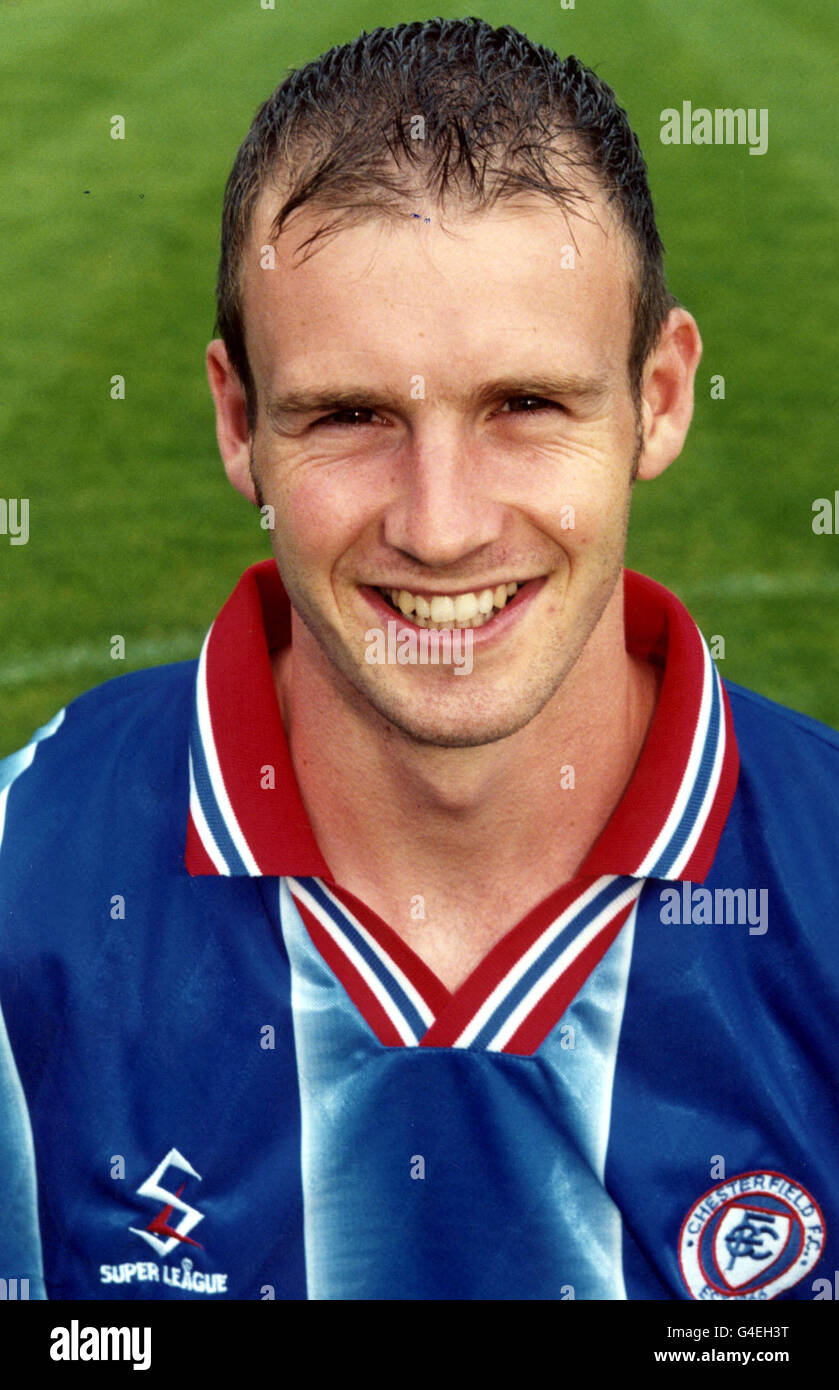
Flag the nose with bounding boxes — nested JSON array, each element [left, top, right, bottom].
[[382, 427, 505, 570]]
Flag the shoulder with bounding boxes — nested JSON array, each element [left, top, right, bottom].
[[0, 661, 197, 852], [724, 677, 839, 769], [2, 660, 197, 773], [722, 677, 839, 874]]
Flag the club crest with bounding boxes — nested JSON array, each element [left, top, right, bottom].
[[679, 1171, 825, 1300]]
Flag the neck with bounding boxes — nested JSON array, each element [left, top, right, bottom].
[[273, 576, 659, 910]]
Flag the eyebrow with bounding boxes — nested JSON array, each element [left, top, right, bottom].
[[265, 373, 612, 427]]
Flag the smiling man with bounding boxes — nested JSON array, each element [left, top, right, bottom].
[[206, 188, 683, 989], [1, 18, 837, 1303]]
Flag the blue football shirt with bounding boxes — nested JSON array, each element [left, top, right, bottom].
[[0, 562, 835, 1300]]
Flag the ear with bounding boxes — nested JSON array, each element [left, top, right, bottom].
[[206, 339, 258, 503], [635, 308, 703, 481]]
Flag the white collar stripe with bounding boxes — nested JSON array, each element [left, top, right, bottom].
[[485, 881, 644, 1052], [458, 876, 642, 1050], [452, 875, 617, 1049], [193, 631, 260, 877], [189, 717, 244, 874], [670, 674, 727, 879], [289, 878, 431, 1043], [636, 640, 723, 878], [633, 639, 713, 876], [652, 648, 724, 876], [188, 751, 229, 876], [299, 878, 436, 1028]]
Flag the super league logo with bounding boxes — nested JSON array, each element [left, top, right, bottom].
[[129, 1148, 205, 1257]]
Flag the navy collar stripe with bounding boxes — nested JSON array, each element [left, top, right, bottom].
[[638, 637, 723, 879], [289, 877, 434, 1043], [461, 877, 645, 1050], [187, 749, 229, 876], [188, 733, 244, 877], [294, 876, 434, 1033], [190, 634, 260, 877]]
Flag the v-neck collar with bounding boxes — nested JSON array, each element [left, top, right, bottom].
[[286, 872, 644, 1053], [186, 561, 739, 1053]]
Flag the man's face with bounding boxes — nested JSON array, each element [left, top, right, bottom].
[[239, 189, 642, 747]]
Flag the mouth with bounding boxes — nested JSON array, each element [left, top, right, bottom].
[[371, 579, 540, 631]]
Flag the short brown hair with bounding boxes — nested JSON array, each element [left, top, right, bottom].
[[215, 17, 676, 431]]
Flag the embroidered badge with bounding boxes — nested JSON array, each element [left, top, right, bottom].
[[679, 1171, 825, 1300]]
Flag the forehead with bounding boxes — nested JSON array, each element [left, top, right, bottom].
[[240, 186, 637, 396]]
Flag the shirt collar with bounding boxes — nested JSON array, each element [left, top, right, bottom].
[[186, 560, 738, 882]]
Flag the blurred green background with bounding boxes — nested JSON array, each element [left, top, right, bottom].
[[2, 0, 837, 754]]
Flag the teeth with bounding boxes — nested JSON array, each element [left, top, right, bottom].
[[378, 580, 525, 630], [430, 595, 456, 623], [453, 592, 479, 622]]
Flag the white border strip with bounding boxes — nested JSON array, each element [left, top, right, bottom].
[[484, 880, 644, 1052], [634, 638, 717, 878], [289, 878, 433, 1044], [194, 629, 261, 877], [188, 749, 229, 876], [669, 663, 727, 878], [454, 875, 617, 1049]]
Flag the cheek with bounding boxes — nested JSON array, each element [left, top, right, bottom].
[[513, 448, 631, 550], [270, 465, 374, 569]]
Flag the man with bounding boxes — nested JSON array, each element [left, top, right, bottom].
[[1, 17, 836, 1301]]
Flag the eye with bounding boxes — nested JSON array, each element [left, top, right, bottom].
[[500, 396, 564, 414], [314, 408, 385, 427]]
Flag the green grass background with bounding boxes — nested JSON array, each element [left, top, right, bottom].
[[1, 0, 837, 755]]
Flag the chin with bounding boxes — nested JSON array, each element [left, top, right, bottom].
[[354, 672, 561, 750]]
